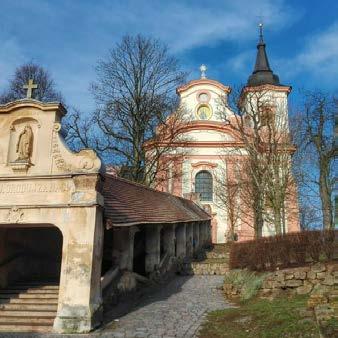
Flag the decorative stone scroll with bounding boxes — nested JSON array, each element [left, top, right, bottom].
[[52, 123, 101, 174]]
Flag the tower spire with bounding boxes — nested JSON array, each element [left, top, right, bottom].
[[247, 23, 280, 87]]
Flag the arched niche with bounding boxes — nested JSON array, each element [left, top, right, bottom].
[[7, 117, 40, 166]]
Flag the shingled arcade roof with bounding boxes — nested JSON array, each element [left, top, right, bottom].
[[103, 174, 211, 228]]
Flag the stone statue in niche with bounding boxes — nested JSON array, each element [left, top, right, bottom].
[[16, 125, 33, 162]]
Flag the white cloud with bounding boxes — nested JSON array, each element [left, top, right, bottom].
[[0, 0, 302, 110], [97, 0, 300, 53], [226, 51, 253, 73]]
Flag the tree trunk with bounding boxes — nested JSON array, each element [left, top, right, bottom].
[[281, 205, 286, 234], [319, 157, 333, 229], [253, 197, 264, 238], [273, 207, 282, 235]]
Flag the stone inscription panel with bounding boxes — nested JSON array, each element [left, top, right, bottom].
[[0, 178, 74, 206]]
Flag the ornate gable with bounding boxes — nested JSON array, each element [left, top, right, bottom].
[[0, 99, 101, 176]]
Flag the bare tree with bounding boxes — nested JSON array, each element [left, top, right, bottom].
[[216, 87, 297, 238], [65, 35, 187, 186], [215, 157, 242, 240], [293, 91, 336, 229], [0, 62, 63, 103]]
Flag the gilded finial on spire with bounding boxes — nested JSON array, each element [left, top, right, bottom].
[[199, 64, 207, 79]]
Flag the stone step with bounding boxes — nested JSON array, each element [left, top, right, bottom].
[[0, 303, 57, 311], [0, 282, 58, 333], [0, 293, 58, 299], [193, 258, 229, 265], [14, 281, 58, 286], [0, 298, 58, 304], [0, 324, 53, 333], [184, 261, 229, 275], [0, 289, 58, 294], [0, 310, 56, 317], [212, 244, 231, 250], [0, 316, 54, 325], [205, 252, 229, 259], [11, 285, 59, 290]]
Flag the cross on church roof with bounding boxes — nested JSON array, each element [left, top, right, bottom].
[[23, 79, 38, 99], [199, 64, 207, 79], [259, 22, 264, 42]]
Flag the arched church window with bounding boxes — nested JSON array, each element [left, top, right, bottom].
[[195, 170, 213, 201]]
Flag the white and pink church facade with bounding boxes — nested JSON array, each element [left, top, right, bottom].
[[150, 30, 300, 243]]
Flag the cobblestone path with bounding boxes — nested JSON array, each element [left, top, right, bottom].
[[0, 276, 230, 338], [104, 275, 231, 338]]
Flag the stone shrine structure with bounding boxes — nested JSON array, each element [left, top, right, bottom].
[[0, 96, 210, 333], [0, 99, 104, 332]]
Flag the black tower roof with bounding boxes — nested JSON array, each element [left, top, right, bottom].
[[247, 24, 280, 87]]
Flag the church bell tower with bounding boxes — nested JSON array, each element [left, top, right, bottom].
[[242, 24, 291, 131]]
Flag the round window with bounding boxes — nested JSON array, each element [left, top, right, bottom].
[[198, 93, 209, 103]]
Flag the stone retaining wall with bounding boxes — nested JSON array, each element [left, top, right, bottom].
[[180, 260, 229, 275], [223, 262, 337, 333], [261, 262, 337, 331], [189, 261, 229, 275], [260, 262, 337, 297]]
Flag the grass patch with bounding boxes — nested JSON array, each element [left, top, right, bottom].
[[198, 295, 321, 338], [321, 317, 338, 337], [224, 269, 266, 300]]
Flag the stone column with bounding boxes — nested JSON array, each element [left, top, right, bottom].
[[193, 222, 200, 254], [185, 223, 194, 258], [145, 225, 160, 273], [162, 225, 175, 257], [175, 223, 186, 258], [54, 205, 104, 334], [112, 226, 138, 271]]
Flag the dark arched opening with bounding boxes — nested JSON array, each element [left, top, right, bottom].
[[174, 226, 179, 257], [0, 224, 63, 287], [133, 229, 146, 276], [101, 227, 114, 275], [160, 227, 165, 260]]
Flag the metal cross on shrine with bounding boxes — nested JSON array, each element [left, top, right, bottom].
[[23, 79, 38, 99]]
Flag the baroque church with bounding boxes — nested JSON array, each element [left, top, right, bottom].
[[153, 26, 300, 243], [0, 27, 299, 333]]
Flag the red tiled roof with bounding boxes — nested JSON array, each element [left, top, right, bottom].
[[102, 174, 210, 228]]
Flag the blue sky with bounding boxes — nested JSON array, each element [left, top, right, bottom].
[[1, 0, 338, 111]]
